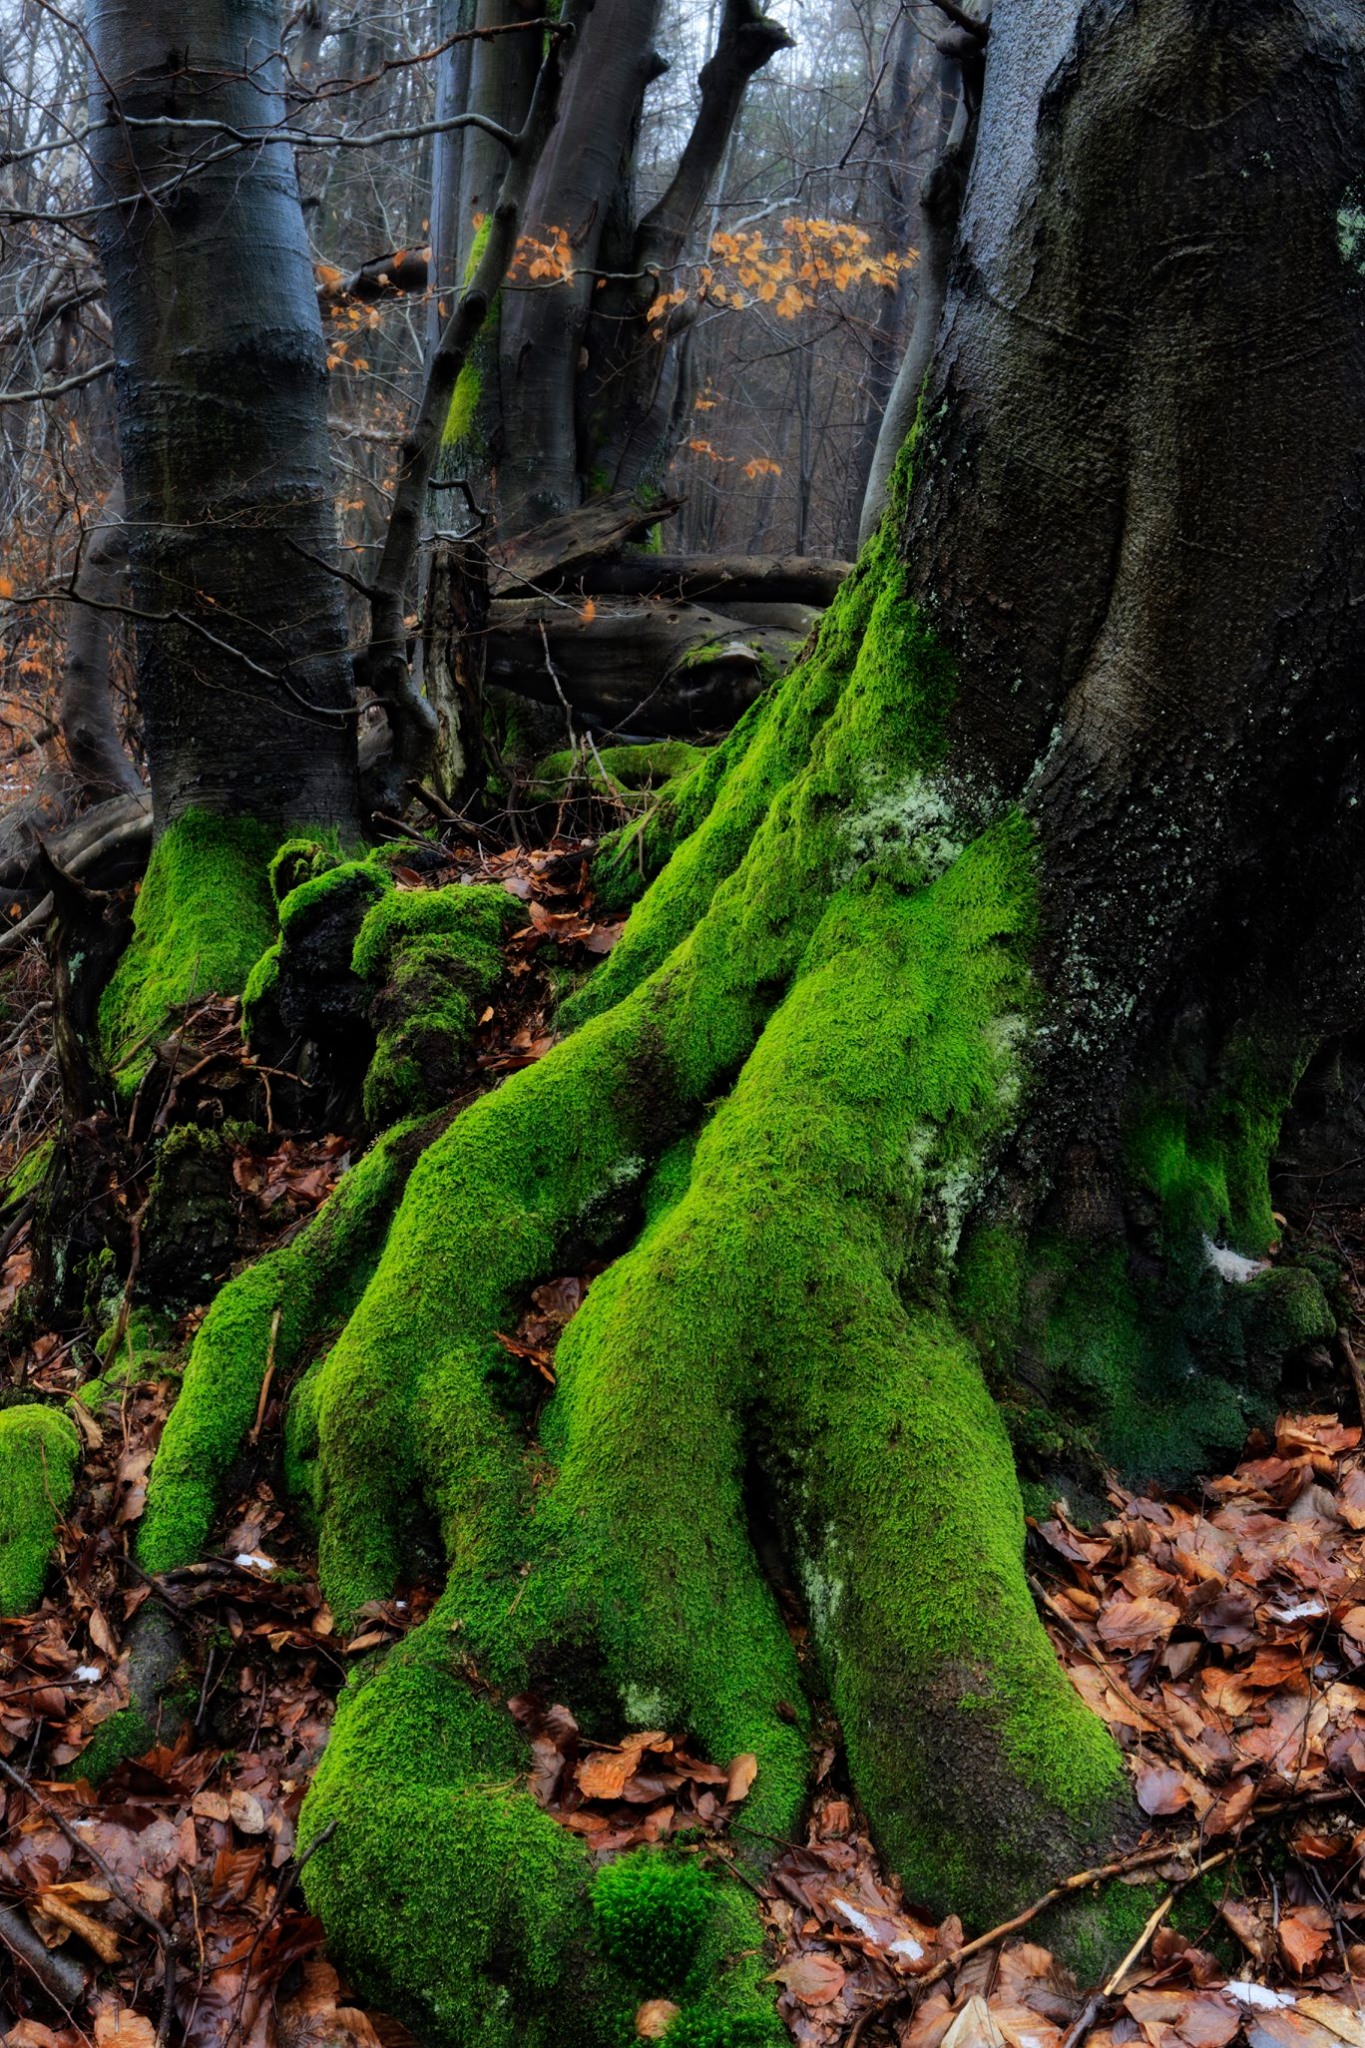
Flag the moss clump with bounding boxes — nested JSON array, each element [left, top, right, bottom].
[[100, 812, 278, 1094], [593, 1850, 712, 1988], [244, 856, 392, 1090], [139, 1117, 434, 1573], [954, 1034, 1336, 1492], [0, 1137, 52, 1212], [270, 835, 345, 902], [352, 884, 523, 1126], [531, 742, 710, 809], [76, 1311, 177, 1414], [68, 1706, 157, 1787], [299, 1595, 633, 2048], [0, 1404, 79, 1614]]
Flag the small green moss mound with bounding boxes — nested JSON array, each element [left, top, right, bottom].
[[270, 835, 344, 903], [352, 885, 522, 1126], [669, 2012, 781, 2048], [532, 742, 710, 807], [68, 1706, 157, 1787], [100, 812, 278, 1095], [0, 1404, 79, 1615], [593, 1850, 712, 1988], [76, 1311, 177, 1414]]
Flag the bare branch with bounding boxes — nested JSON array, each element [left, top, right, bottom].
[[0, 357, 113, 404]]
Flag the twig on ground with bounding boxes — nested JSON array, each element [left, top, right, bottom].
[[247, 1306, 282, 1446], [844, 1806, 1317, 2048], [0, 1749, 178, 2040], [1337, 1327, 1365, 1432], [1030, 1572, 1212, 1779]]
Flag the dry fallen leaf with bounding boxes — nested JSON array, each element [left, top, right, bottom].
[[769, 1953, 846, 2004], [725, 1753, 757, 1803], [228, 1787, 267, 1835], [93, 2009, 156, 2048], [634, 2000, 681, 2040], [1134, 1762, 1191, 1815], [1279, 1906, 1334, 1975]]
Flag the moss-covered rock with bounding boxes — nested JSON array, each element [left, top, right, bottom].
[[0, 1404, 79, 1614], [351, 884, 523, 1127], [531, 741, 710, 809]]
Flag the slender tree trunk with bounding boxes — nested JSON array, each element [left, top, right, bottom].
[[840, 6, 928, 553], [86, 0, 360, 833], [60, 481, 142, 801]]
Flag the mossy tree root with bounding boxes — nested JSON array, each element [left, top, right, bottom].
[[142, 489, 1130, 2037], [293, 821, 1127, 2042]]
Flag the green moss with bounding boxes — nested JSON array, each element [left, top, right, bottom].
[[531, 742, 709, 806], [440, 219, 495, 453], [99, 812, 278, 1094], [0, 1404, 79, 1614], [352, 884, 522, 1126], [301, 1590, 783, 2045], [594, 1850, 712, 1988], [1, 1137, 52, 1211], [76, 1311, 177, 1414], [299, 1593, 633, 2048], [68, 1706, 157, 1786], [569, 464, 930, 1016], [442, 364, 482, 450], [270, 835, 345, 903], [139, 1118, 433, 1573]]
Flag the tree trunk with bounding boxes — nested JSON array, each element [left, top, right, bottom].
[[85, 0, 360, 834], [60, 481, 143, 802], [132, 3, 1365, 2042], [444, 0, 787, 537]]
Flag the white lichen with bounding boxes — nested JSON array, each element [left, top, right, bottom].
[[1203, 1236, 1269, 1284]]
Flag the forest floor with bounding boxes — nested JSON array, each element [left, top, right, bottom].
[[6, 803, 1365, 2048]]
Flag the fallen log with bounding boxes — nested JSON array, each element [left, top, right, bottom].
[[531, 552, 851, 609], [486, 488, 682, 593], [484, 596, 805, 735]]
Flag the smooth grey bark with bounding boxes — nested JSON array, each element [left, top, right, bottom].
[[85, 0, 360, 834], [859, 23, 982, 545], [478, 0, 786, 534], [493, 0, 662, 530], [60, 480, 143, 801], [841, 6, 931, 551]]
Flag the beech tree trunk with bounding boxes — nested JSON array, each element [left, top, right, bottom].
[[437, 0, 788, 537], [86, 0, 360, 833]]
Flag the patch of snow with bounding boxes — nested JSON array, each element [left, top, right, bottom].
[[889, 1935, 925, 1962], [73, 1665, 101, 1682], [1226, 1985, 1295, 2010], [234, 1552, 275, 1573], [831, 1897, 882, 1943], [1204, 1237, 1269, 1284], [1267, 1594, 1327, 1623]]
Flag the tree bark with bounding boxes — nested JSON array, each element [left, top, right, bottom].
[[85, 0, 361, 834], [60, 480, 143, 801], [484, 593, 799, 733]]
